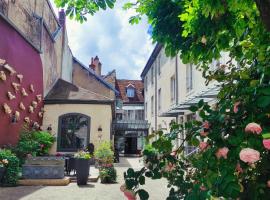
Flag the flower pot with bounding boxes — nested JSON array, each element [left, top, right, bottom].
[[100, 176, 110, 184], [75, 159, 90, 185], [124, 190, 136, 200], [0, 167, 5, 183]]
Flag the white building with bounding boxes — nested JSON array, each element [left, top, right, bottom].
[[141, 44, 229, 155]]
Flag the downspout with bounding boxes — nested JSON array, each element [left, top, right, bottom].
[[155, 63, 158, 131], [175, 56, 179, 122]]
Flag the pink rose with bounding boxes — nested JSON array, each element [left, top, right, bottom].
[[170, 150, 177, 156], [245, 123, 262, 134], [236, 163, 243, 174], [200, 185, 207, 191], [199, 142, 208, 151], [239, 148, 260, 163], [267, 180, 270, 188], [164, 163, 176, 172], [200, 131, 208, 137], [263, 139, 270, 150], [203, 121, 210, 129], [233, 102, 240, 113], [215, 147, 229, 159]]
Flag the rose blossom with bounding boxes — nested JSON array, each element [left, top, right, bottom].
[[267, 180, 270, 188], [164, 163, 176, 172], [245, 123, 262, 134], [203, 121, 210, 129], [215, 147, 229, 159], [199, 142, 208, 151], [233, 102, 241, 113], [200, 131, 208, 137], [239, 148, 260, 163], [200, 185, 207, 191], [263, 139, 270, 150], [236, 163, 243, 174]]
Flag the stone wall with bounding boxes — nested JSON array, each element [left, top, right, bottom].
[[0, 0, 72, 95]]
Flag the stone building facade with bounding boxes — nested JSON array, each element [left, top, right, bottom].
[[0, 0, 118, 153]]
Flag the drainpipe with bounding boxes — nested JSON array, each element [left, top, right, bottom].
[[155, 63, 158, 131], [175, 56, 179, 122]]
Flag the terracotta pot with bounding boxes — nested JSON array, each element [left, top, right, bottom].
[[124, 190, 136, 200]]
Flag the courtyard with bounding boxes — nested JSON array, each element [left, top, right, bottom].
[[0, 157, 168, 200]]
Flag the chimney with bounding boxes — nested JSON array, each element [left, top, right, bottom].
[[58, 9, 66, 27], [89, 56, 102, 76]]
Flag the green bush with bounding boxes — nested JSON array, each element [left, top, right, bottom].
[[94, 141, 114, 164], [99, 165, 117, 183], [13, 128, 55, 165], [0, 149, 20, 186]]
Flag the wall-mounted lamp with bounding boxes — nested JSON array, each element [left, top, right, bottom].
[[98, 126, 102, 132], [98, 126, 102, 141], [47, 124, 52, 133], [11, 114, 17, 124]]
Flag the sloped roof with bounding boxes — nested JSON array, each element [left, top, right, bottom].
[[73, 57, 119, 95], [116, 79, 144, 103], [45, 79, 114, 104]]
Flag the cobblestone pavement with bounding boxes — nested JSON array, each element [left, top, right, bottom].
[[0, 157, 169, 200]]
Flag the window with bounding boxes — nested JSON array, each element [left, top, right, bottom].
[[157, 55, 161, 75], [58, 113, 90, 152], [151, 66, 154, 84], [158, 88, 161, 111], [145, 76, 148, 91], [145, 102, 147, 119], [116, 113, 123, 120], [127, 87, 135, 98], [135, 110, 144, 120], [170, 75, 176, 102], [151, 96, 154, 116], [186, 64, 193, 93]]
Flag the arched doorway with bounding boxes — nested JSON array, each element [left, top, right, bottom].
[[57, 113, 90, 152]]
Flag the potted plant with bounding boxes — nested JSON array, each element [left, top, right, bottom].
[[120, 184, 136, 200], [99, 164, 117, 183], [0, 159, 8, 183], [74, 150, 91, 185]]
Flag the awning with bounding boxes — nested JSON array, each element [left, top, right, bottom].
[[161, 84, 220, 116], [112, 120, 150, 131]]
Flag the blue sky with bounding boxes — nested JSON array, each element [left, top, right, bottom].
[[51, 0, 154, 79]]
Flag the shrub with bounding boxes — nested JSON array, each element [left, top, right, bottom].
[[74, 150, 91, 159], [0, 149, 20, 186], [13, 128, 55, 165], [94, 141, 114, 164], [99, 165, 117, 183]]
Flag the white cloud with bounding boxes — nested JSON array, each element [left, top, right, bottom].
[[50, 0, 154, 79]]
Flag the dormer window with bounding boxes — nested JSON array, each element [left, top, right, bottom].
[[126, 84, 135, 98]]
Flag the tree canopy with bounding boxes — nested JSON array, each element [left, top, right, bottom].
[[55, 0, 270, 199]]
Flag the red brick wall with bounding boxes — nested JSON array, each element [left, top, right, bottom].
[[0, 19, 43, 146]]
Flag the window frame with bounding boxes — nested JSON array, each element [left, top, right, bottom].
[[57, 113, 90, 152]]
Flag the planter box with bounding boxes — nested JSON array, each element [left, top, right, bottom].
[[75, 159, 90, 185], [0, 167, 5, 183], [22, 157, 65, 179]]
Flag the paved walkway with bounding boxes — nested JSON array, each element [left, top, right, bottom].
[[0, 157, 169, 200]]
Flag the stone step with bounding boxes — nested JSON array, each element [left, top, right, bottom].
[[18, 177, 70, 186]]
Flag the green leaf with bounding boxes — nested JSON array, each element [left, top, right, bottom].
[[127, 168, 135, 177], [137, 189, 149, 200], [257, 96, 270, 108], [139, 176, 145, 185], [262, 133, 270, 139], [189, 105, 198, 112]]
